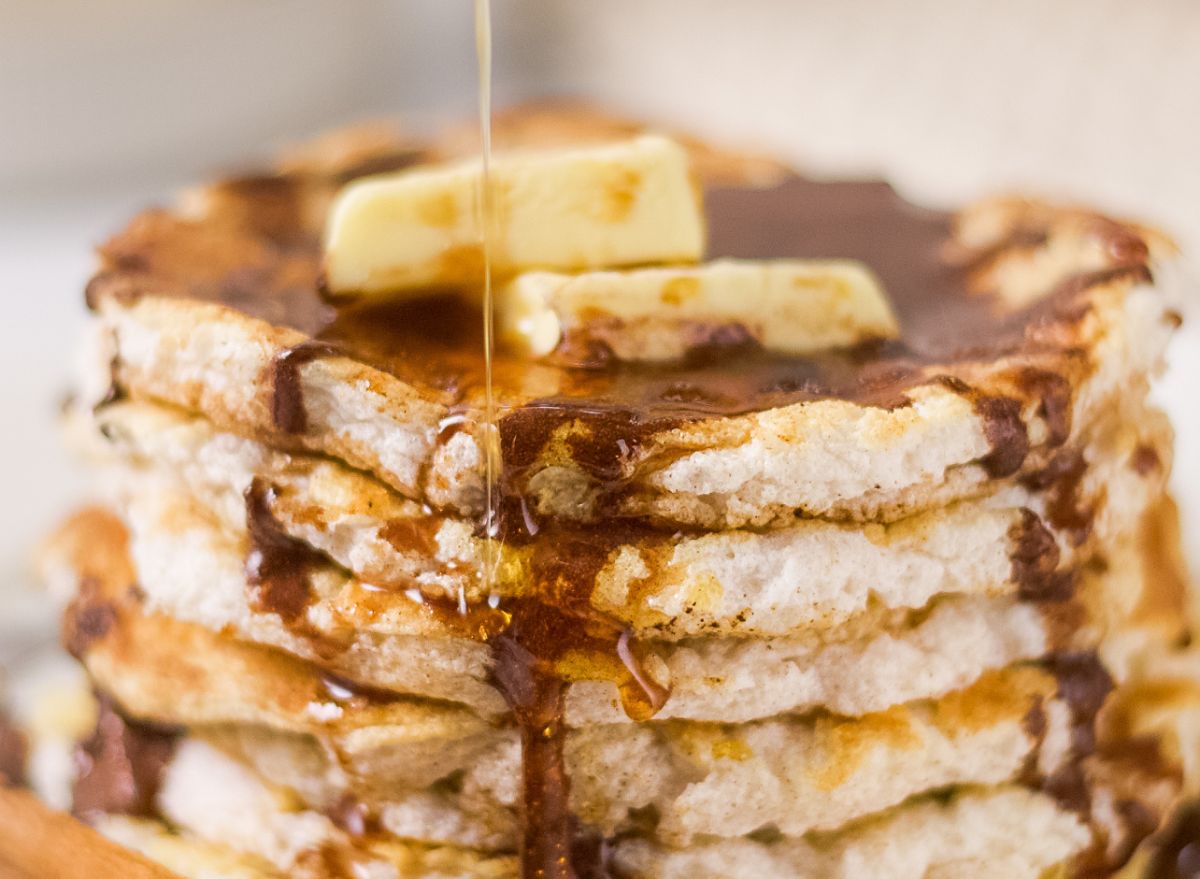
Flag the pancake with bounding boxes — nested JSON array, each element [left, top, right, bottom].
[[24, 664, 1184, 879], [81, 128, 1184, 530], [72, 396, 1172, 641], [97, 811, 517, 879], [94, 785, 1090, 879], [18, 652, 1191, 879], [47, 499, 1184, 727], [57, 564, 1100, 854], [116, 733, 1100, 879], [116, 735, 1161, 879], [31, 491, 1189, 874], [61, 577, 1078, 849], [187, 663, 1067, 846]]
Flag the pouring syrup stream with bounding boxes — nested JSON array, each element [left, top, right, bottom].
[[474, 6, 591, 878], [475, 0, 500, 605]]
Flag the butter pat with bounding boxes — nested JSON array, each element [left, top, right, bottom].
[[323, 135, 705, 296], [500, 259, 899, 361]]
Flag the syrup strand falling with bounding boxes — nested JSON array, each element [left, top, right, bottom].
[[475, 0, 500, 605], [474, 6, 585, 878]]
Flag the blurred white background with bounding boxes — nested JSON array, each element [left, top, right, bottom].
[[1, 0, 1196, 653]]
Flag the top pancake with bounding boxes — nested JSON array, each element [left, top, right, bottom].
[[82, 106, 1185, 528]]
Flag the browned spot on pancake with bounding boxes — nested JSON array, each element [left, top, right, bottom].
[[286, 502, 328, 531], [330, 150, 426, 183], [1128, 497, 1191, 639], [85, 268, 151, 312], [93, 211, 331, 332], [200, 174, 314, 248], [1131, 444, 1162, 476], [296, 844, 380, 879], [202, 146, 422, 247], [379, 517, 441, 557], [62, 578, 120, 660], [71, 694, 178, 819], [710, 736, 753, 762], [811, 704, 921, 791], [933, 666, 1054, 736]]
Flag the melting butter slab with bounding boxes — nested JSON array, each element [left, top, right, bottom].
[[323, 134, 705, 296], [501, 259, 898, 359]]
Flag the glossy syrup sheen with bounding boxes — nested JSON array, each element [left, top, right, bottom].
[[260, 179, 1147, 461], [306, 180, 978, 408]]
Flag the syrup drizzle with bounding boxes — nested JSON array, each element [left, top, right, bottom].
[[474, 5, 577, 877], [473, 7, 624, 877], [476, 0, 500, 585]]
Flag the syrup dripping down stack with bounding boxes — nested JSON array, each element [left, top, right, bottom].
[[14, 107, 1200, 878]]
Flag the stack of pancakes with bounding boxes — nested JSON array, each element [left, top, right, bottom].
[[18, 107, 1200, 878]]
